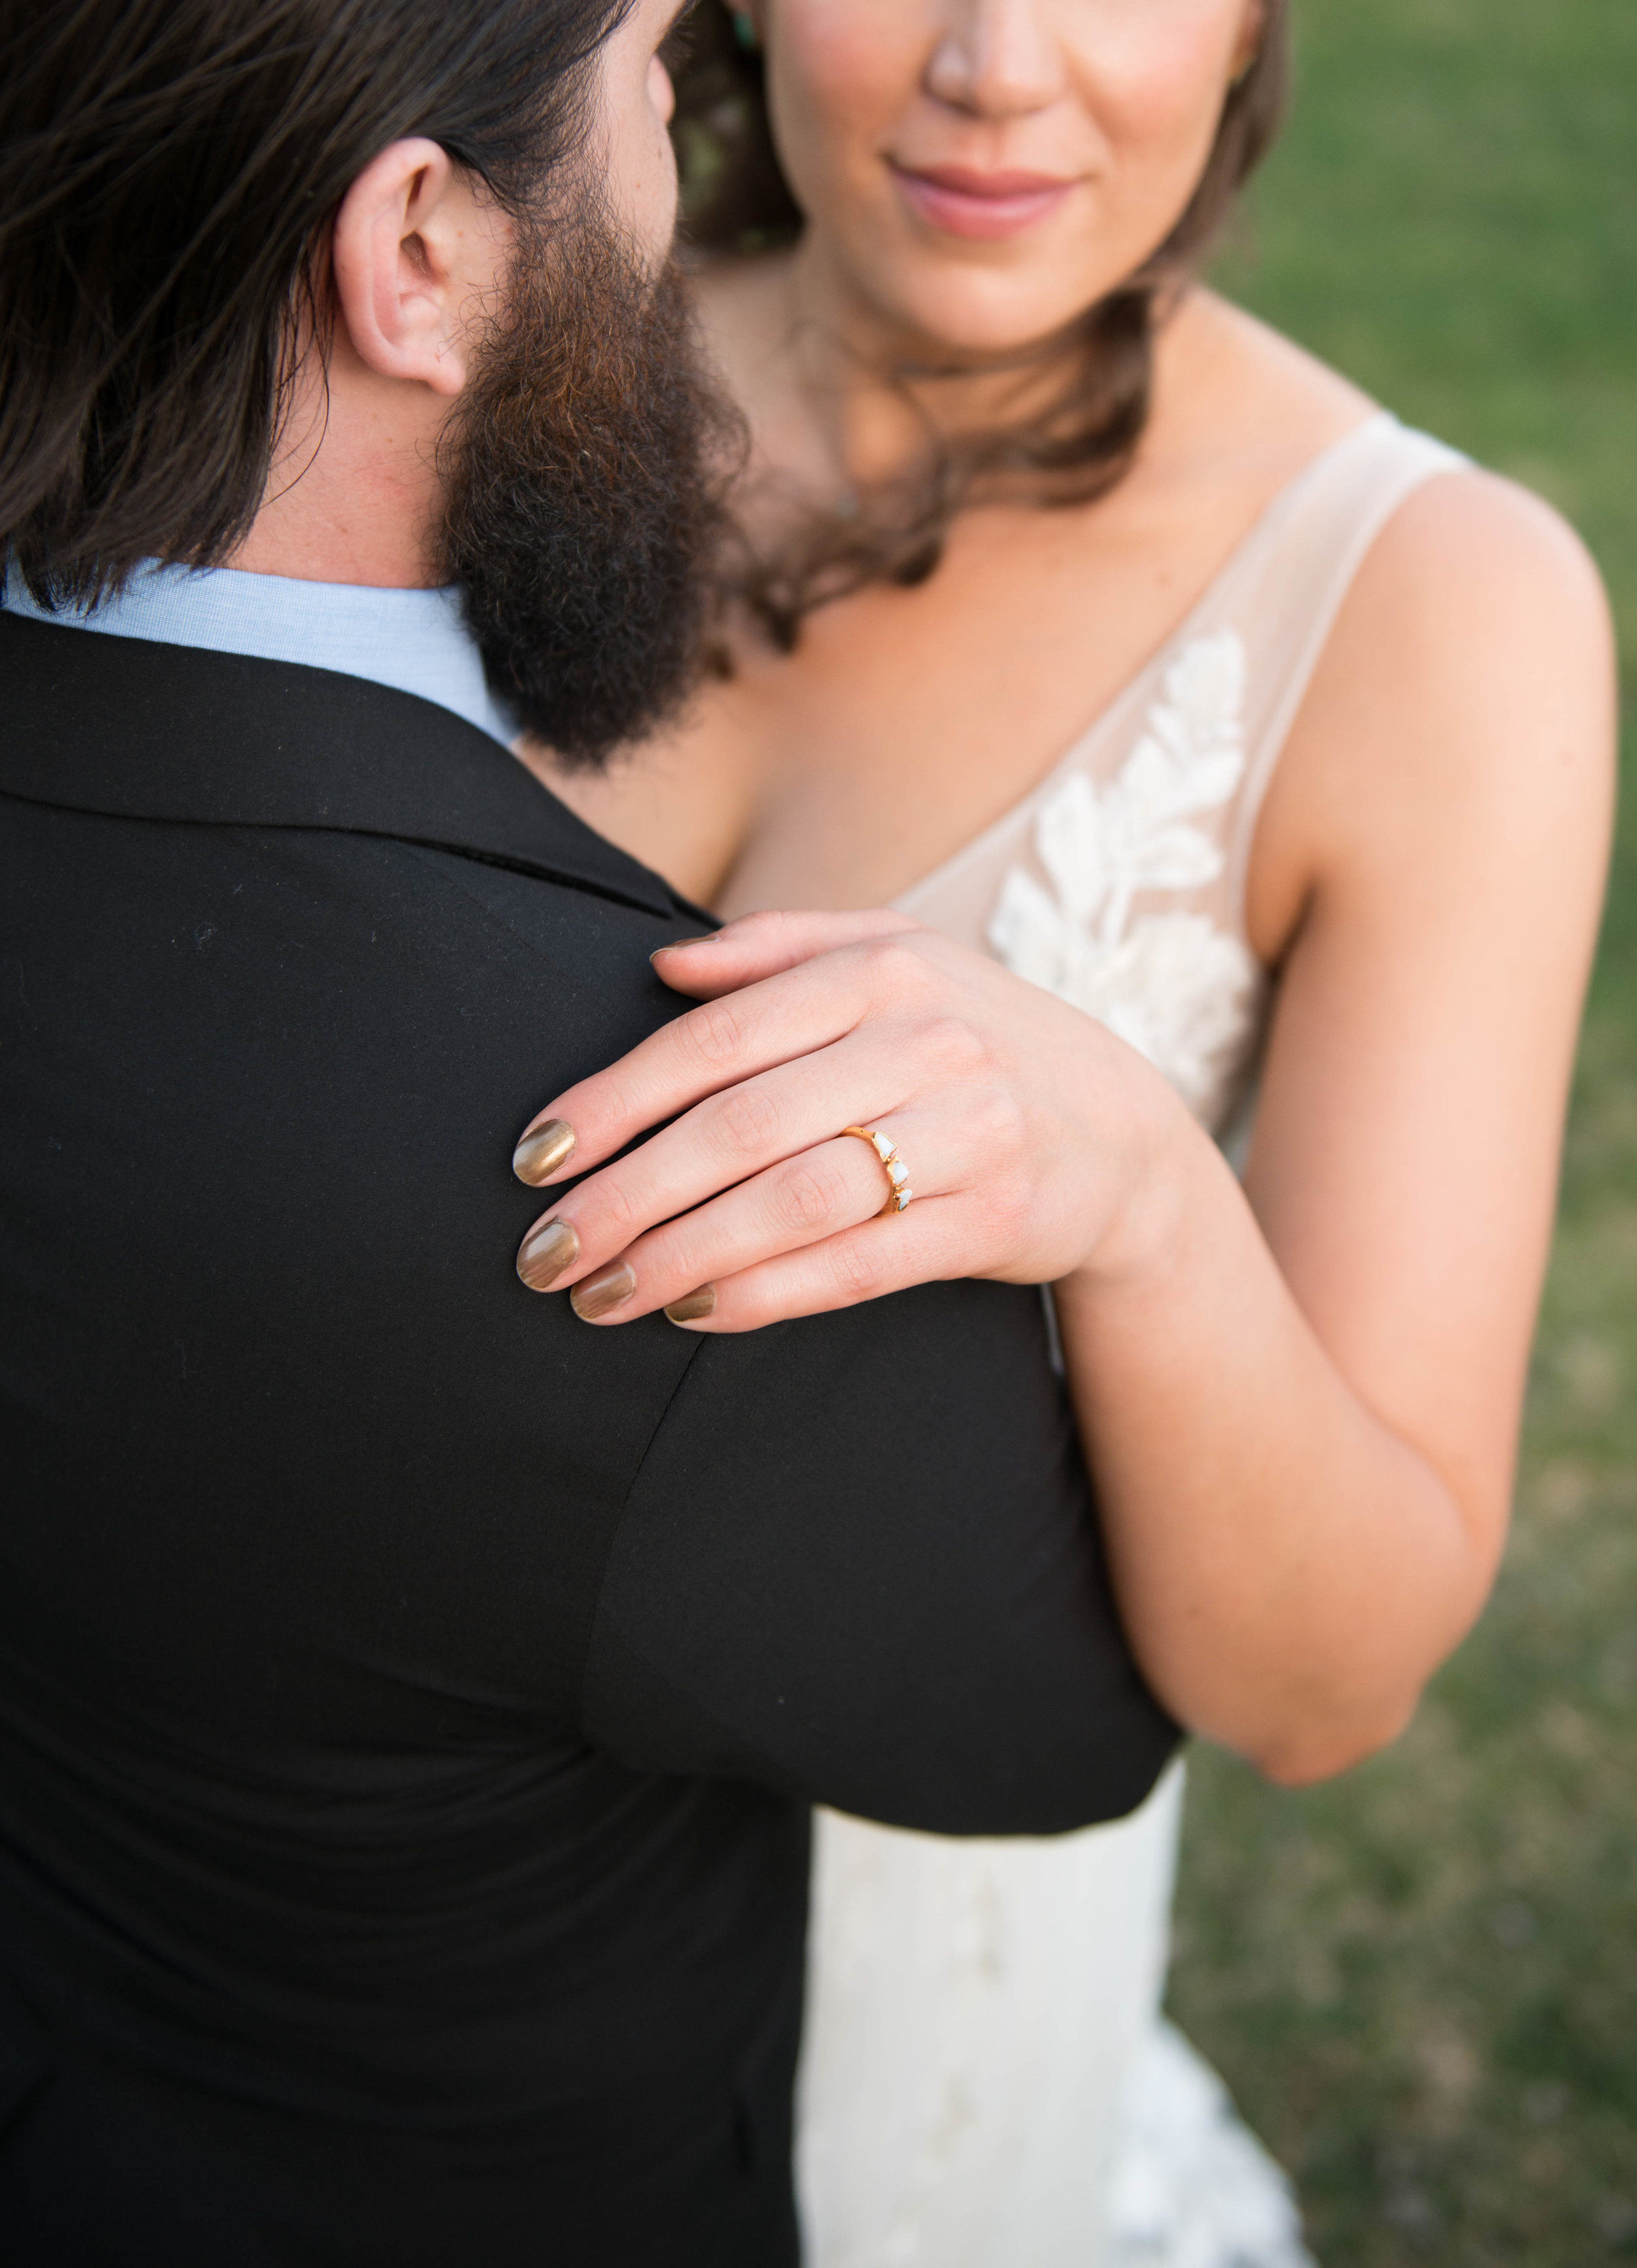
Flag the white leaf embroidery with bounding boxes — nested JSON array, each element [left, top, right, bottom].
[[1069, 913, 1258, 1119], [1034, 770, 1110, 926], [988, 867, 1068, 995], [987, 631, 1260, 1121]]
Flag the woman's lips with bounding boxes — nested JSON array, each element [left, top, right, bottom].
[[889, 162, 1076, 242]]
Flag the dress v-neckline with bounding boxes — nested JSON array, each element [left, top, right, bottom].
[[894, 411, 1393, 914]]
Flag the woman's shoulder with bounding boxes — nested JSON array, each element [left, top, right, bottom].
[[1196, 291, 1604, 610], [1202, 296, 1615, 959], [1247, 413, 1613, 962], [1358, 452, 1609, 646]]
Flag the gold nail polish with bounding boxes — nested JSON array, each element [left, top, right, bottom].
[[570, 1262, 637, 1321], [664, 1285, 716, 1325], [513, 1118, 576, 1186], [650, 935, 718, 962], [516, 1217, 579, 1292]]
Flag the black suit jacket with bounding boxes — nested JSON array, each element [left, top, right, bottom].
[[0, 611, 1175, 2266]]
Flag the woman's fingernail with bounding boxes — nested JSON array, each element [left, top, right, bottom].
[[513, 1118, 576, 1186], [650, 934, 718, 962], [664, 1285, 716, 1325], [517, 1217, 579, 1292], [570, 1262, 638, 1322]]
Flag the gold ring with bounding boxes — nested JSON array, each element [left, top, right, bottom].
[[841, 1126, 914, 1217]]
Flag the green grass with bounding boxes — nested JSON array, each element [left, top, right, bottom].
[[1171, 3, 1637, 2260]]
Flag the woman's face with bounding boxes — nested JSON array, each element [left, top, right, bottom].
[[755, 0, 1263, 356]]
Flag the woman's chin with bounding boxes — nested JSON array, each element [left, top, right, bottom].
[[862, 276, 1103, 367], [824, 229, 1105, 364]]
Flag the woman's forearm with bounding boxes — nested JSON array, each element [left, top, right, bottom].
[[1053, 1120, 1501, 1784]]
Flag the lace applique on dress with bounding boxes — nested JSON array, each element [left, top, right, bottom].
[[986, 631, 1260, 1124]]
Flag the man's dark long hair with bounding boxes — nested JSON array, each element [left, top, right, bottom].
[[0, 0, 633, 606]]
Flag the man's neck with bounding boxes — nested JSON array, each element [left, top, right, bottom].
[[230, 347, 449, 589]]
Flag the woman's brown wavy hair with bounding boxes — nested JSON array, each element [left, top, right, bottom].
[[666, 1, 1291, 648]]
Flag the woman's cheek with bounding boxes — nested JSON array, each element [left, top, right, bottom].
[[769, 1, 924, 184], [1082, 29, 1243, 246], [1080, 7, 1246, 166], [775, 0, 920, 103], [1084, 11, 1233, 146]]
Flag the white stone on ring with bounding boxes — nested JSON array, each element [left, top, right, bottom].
[[841, 1126, 915, 1216]]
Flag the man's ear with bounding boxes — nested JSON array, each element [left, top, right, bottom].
[[330, 138, 501, 399]]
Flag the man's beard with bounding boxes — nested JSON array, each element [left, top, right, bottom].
[[438, 208, 739, 769]]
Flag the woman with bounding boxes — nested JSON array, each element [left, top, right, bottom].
[[512, 1, 1615, 2259]]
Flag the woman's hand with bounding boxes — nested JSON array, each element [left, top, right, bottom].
[[510, 908, 1187, 1328]]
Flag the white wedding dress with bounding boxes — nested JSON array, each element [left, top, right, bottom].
[[796, 415, 1468, 2268]]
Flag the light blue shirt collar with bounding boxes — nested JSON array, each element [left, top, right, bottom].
[[3, 558, 518, 749]]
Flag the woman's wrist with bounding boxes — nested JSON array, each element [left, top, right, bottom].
[[1057, 1072, 1224, 1307]]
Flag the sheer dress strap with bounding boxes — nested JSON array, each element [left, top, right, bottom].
[[1222, 419, 1471, 926]]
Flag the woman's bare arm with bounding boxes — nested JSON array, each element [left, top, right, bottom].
[[1052, 471, 1613, 1780]]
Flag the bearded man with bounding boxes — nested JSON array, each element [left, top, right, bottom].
[[0, 2, 1173, 2261]]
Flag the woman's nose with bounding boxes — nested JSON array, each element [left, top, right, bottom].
[[925, 0, 1067, 119]]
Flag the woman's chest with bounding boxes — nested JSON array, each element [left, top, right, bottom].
[[547, 491, 1250, 915], [726, 509, 1245, 914]]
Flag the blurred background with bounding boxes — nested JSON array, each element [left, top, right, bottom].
[[1173, 1, 1637, 2261]]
